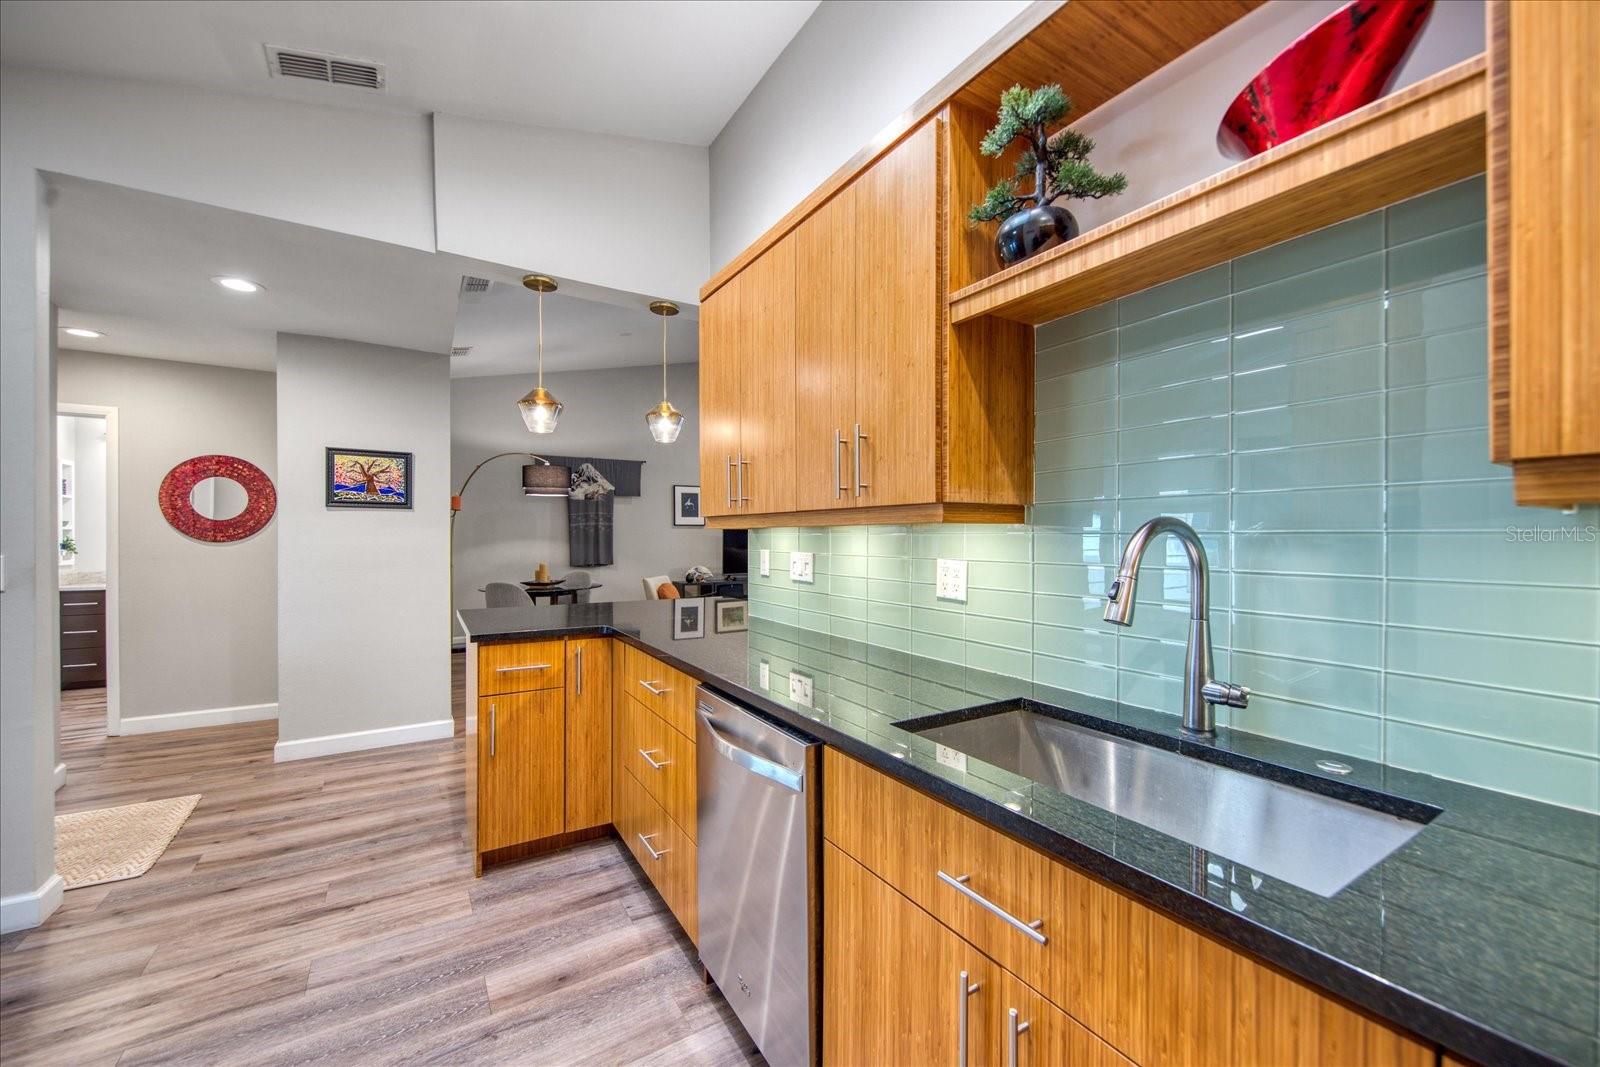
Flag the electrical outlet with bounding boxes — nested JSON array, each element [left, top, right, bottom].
[[759, 661, 770, 689], [936, 558, 968, 602], [759, 548, 770, 577], [935, 744, 968, 773], [788, 670, 814, 707], [789, 551, 814, 583]]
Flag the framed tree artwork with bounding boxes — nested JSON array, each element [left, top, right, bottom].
[[326, 448, 412, 509], [672, 484, 703, 526]]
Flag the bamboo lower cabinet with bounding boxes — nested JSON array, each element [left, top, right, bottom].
[[469, 636, 612, 870], [822, 751, 1434, 1067]]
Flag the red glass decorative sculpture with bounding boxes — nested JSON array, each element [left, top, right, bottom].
[[158, 454, 276, 543], [1218, 0, 1435, 159]]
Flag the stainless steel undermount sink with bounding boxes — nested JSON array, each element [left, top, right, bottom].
[[900, 702, 1438, 898]]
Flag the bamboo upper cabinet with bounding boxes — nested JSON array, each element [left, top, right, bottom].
[[1489, 0, 1600, 504], [795, 122, 940, 512], [700, 116, 1033, 527]]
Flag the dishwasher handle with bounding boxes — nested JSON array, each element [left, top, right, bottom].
[[697, 706, 805, 792]]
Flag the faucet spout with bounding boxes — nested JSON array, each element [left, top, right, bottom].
[[1103, 516, 1248, 739]]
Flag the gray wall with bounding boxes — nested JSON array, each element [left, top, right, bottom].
[[452, 362, 720, 635], [275, 334, 451, 752], [709, 0, 1029, 269], [0, 167, 58, 923], [58, 351, 278, 721]]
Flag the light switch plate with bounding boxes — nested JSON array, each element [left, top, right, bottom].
[[935, 744, 968, 773], [936, 558, 968, 602], [759, 661, 770, 689], [788, 670, 813, 707], [759, 548, 770, 577], [789, 551, 814, 583]]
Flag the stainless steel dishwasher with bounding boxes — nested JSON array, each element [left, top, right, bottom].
[[696, 686, 819, 1067]]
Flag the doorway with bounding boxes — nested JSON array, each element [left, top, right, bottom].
[[56, 404, 120, 739]]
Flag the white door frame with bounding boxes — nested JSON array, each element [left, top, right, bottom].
[[57, 403, 120, 736]]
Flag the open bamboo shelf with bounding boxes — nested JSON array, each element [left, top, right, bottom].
[[949, 54, 1489, 326]]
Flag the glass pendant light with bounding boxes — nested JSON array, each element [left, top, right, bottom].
[[517, 274, 563, 433], [644, 300, 685, 444]]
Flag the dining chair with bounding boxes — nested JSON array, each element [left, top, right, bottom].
[[641, 574, 671, 600], [567, 570, 593, 604], [485, 582, 529, 608]]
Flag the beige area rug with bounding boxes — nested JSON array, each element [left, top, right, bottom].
[[55, 794, 201, 889]]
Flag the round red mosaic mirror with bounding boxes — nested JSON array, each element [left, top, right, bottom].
[[158, 455, 276, 543]]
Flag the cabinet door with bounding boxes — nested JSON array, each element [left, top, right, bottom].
[[698, 276, 743, 518], [794, 184, 859, 512], [563, 637, 611, 832], [998, 971, 1131, 1067], [824, 842, 999, 1067], [738, 237, 797, 515], [477, 689, 565, 851], [1491, 0, 1600, 503], [854, 122, 940, 507]]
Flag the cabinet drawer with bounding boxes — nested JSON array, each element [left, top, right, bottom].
[[60, 622, 106, 650], [622, 644, 697, 739], [60, 592, 106, 615], [616, 764, 697, 944], [60, 659, 106, 688], [619, 692, 696, 842], [824, 749, 1056, 995], [478, 640, 565, 695]]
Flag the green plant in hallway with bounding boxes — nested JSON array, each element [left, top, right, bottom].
[[970, 84, 1128, 267], [59, 534, 77, 558]]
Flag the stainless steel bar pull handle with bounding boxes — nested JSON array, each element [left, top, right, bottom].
[[957, 969, 980, 1067], [738, 454, 750, 505], [62, 662, 98, 669], [489, 703, 497, 757], [496, 663, 551, 673], [574, 647, 583, 696], [63, 601, 99, 607], [638, 748, 670, 770], [938, 870, 1048, 944], [638, 833, 669, 861], [638, 679, 669, 696], [1008, 1007, 1031, 1067], [726, 455, 736, 508], [853, 423, 869, 496], [833, 429, 845, 499], [63, 629, 98, 635]]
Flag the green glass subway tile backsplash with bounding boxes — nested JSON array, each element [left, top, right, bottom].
[[749, 177, 1600, 812]]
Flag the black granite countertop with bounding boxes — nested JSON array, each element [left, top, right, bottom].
[[458, 599, 1600, 1067]]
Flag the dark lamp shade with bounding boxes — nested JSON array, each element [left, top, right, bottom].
[[523, 463, 571, 497]]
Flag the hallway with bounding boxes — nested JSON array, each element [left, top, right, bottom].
[[0, 661, 758, 1065]]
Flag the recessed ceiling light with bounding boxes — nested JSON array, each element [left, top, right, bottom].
[[213, 276, 262, 293], [61, 327, 104, 339]]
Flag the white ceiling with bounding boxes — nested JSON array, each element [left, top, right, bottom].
[[0, 0, 818, 146], [51, 175, 699, 375]]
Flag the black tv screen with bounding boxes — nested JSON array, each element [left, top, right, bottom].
[[722, 529, 748, 577]]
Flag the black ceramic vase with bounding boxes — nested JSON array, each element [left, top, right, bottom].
[[995, 204, 1079, 267]]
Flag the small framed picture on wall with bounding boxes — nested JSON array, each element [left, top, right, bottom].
[[714, 598, 748, 633], [672, 597, 706, 639], [673, 484, 704, 526], [326, 448, 413, 509]]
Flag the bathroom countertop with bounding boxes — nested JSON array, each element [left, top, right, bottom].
[[458, 599, 1600, 1067]]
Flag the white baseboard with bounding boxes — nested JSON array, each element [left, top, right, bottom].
[[117, 702, 278, 735], [52, 761, 65, 791], [0, 873, 64, 934], [273, 718, 454, 763]]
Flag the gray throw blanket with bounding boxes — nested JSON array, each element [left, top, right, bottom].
[[568, 494, 614, 567]]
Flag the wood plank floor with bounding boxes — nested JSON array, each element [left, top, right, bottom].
[[0, 654, 762, 1066]]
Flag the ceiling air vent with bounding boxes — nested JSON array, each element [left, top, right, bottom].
[[265, 46, 385, 90], [450, 346, 474, 358], [460, 276, 491, 294]]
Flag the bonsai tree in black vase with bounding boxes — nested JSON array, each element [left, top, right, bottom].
[[970, 85, 1129, 266]]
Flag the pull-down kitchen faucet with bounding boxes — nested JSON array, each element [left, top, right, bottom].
[[1103, 516, 1248, 739]]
